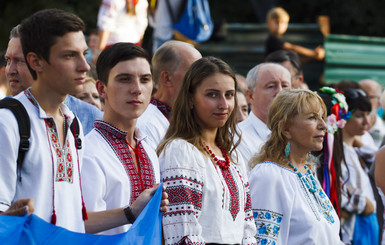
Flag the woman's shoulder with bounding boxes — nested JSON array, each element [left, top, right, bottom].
[[249, 161, 294, 180]]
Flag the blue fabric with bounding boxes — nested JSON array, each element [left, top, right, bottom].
[[65, 95, 103, 135], [0, 184, 163, 245], [352, 213, 379, 245]]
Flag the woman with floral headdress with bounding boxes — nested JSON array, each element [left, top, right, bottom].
[[333, 86, 378, 245], [315, 87, 349, 218], [248, 89, 343, 244]]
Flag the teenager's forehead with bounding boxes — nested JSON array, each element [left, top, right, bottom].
[[51, 31, 87, 51]]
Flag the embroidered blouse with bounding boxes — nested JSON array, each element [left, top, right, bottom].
[[249, 161, 343, 245], [81, 120, 160, 235], [160, 139, 256, 244]]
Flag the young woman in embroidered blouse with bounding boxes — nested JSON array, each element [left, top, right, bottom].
[[81, 42, 168, 235], [248, 89, 343, 244], [335, 87, 378, 244], [157, 56, 257, 244]]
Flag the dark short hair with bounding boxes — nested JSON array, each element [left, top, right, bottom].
[[96, 42, 151, 85], [20, 9, 85, 80], [265, 50, 302, 76], [342, 88, 372, 113]]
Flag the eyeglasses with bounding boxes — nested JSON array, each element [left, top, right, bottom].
[[343, 88, 367, 99]]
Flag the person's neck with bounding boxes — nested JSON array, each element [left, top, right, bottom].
[[30, 84, 65, 116], [252, 108, 267, 124], [342, 130, 355, 147], [201, 128, 220, 153], [153, 89, 173, 108], [102, 111, 137, 145], [286, 144, 308, 173]]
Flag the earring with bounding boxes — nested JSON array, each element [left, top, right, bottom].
[[285, 142, 291, 158]]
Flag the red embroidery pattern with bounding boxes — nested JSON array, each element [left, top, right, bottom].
[[220, 161, 240, 221], [163, 176, 203, 217], [25, 89, 73, 183], [44, 118, 74, 183], [151, 97, 172, 120], [95, 121, 156, 204]]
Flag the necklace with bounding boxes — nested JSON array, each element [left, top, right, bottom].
[[288, 160, 318, 193], [203, 142, 230, 169]]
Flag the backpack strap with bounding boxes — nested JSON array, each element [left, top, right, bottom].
[[70, 116, 82, 150], [0, 98, 30, 182]]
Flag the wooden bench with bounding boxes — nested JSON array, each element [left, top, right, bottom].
[[324, 34, 385, 86], [197, 23, 325, 89]]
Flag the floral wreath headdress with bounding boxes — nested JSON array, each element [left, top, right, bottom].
[[317, 86, 351, 217], [318, 87, 351, 134]]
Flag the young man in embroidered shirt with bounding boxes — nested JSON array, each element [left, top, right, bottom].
[[0, 9, 168, 233], [4, 24, 103, 135], [137, 40, 201, 150], [82, 42, 161, 235]]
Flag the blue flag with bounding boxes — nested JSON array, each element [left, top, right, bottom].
[[0, 184, 163, 245]]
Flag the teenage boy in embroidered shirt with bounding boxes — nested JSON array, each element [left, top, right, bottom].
[[81, 42, 160, 235], [0, 9, 168, 233]]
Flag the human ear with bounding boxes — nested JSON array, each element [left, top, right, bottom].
[[280, 121, 292, 139], [160, 70, 172, 87], [26, 52, 43, 73], [96, 80, 107, 100], [246, 89, 253, 103]]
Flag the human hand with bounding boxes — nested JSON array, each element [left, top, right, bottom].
[[362, 197, 374, 216], [315, 46, 325, 60], [130, 183, 169, 218], [2, 198, 34, 216]]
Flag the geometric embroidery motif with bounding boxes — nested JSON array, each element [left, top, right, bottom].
[[95, 121, 156, 204], [151, 97, 171, 120], [163, 175, 203, 217], [25, 89, 73, 184], [220, 162, 240, 221], [253, 209, 283, 245]]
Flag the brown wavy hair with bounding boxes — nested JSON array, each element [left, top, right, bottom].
[[157, 56, 240, 162], [249, 89, 326, 170]]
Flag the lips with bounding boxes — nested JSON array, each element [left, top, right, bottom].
[[127, 100, 142, 106]]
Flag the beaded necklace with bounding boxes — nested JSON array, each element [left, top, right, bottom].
[[203, 142, 230, 169], [288, 160, 318, 193]]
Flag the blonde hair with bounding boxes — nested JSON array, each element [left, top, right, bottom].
[[249, 89, 326, 170], [157, 57, 240, 162], [266, 7, 290, 23], [85, 76, 96, 85]]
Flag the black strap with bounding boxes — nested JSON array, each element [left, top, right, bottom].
[[0, 98, 30, 182], [70, 116, 82, 150]]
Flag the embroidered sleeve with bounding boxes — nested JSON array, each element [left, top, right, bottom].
[[340, 181, 366, 214], [160, 140, 205, 245], [249, 163, 294, 245], [242, 181, 257, 245]]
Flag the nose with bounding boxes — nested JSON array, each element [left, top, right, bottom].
[[218, 95, 229, 109], [363, 114, 370, 126], [6, 60, 17, 76], [131, 78, 142, 95], [78, 54, 90, 73], [319, 118, 327, 131]]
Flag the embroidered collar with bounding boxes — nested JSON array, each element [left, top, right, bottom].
[[94, 120, 146, 142], [151, 97, 172, 120]]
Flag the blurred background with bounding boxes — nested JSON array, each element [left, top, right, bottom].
[[1, 0, 385, 89]]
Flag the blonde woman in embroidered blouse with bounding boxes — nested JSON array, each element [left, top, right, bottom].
[[248, 89, 343, 244], [157, 56, 256, 244]]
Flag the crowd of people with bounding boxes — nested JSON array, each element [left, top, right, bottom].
[[1, 4, 385, 245]]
